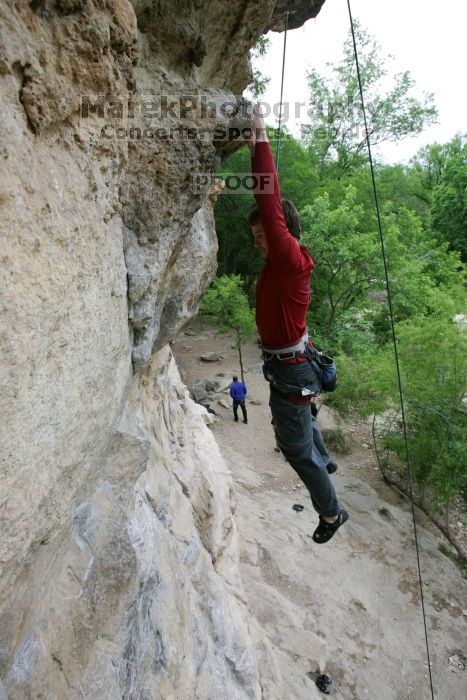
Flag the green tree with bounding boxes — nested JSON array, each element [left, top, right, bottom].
[[272, 130, 320, 208], [411, 134, 466, 190], [430, 136, 467, 260], [300, 186, 463, 349], [199, 275, 256, 380], [248, 36, 271, 99], [353, 163, 432, 228], [392, 317, 466, 511], [326, 314, 467, 557], [302, 21, 438, 175], [300, 187, 381, 343]]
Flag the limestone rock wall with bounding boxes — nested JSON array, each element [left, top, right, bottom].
[[0, 0, 324, 696], [2, 348, 259, 698]]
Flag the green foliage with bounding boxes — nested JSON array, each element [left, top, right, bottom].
[[299, 179, 465, 351], [391, 317, 466, 508], [430, 135, 467, 260], [200, 275, 256, 380], [334, 308, 378, 355], [326, 348, 397, 418], [300, 188, 455, 348], [408, 134, 467, 260], [302, 21, 438, 175], [214, 147, 262, 295], [323, 427, 351, 454], [200, 275, 255, 345], [370, 208, 435, 336], [301, 187, 380, 343], [272, 131, 320, 208], [350, 164, 432, 228], [378, 507, 391, 519], [328, 315, 467, 511], [411, 134, 465, 189], [248, 36, 271, 98]]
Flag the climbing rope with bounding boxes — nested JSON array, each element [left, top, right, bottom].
[[346, 1, 435, 697], [272, 7, 435, 695], [275, 10, 289, 173]]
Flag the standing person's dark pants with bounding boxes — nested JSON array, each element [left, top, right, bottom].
[[264, 358, 340, 518], [233, 399, 248, 423]]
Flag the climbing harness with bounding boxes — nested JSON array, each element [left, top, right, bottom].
[[262, 332, 309, 359]]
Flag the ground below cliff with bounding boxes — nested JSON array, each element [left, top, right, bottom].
[[172, 320, 466, 700]]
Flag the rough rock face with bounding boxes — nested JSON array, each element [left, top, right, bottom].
[[2, 348, 260, 698], [0, 0, 324, 696]]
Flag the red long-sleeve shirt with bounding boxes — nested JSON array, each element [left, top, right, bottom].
[[253, 141, 315, 348]]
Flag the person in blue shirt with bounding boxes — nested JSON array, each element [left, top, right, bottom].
[[229, 376, 248, 424]]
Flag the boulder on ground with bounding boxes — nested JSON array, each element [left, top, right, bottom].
[[192, 379, 219, 401], [192, 381, 207, 401], [200, 352, 222, 362]]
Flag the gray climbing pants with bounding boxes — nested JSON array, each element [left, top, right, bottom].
[[264, 359, 340, 518], [311, 415, 330, 463]]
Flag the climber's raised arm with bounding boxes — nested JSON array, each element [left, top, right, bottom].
[[248, 108, 303, 269]]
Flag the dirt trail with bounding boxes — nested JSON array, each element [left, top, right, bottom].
[[172, 320, 466, 699]]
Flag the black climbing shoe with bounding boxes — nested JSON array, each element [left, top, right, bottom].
[[316, 674, 332, 694], [312, 508, 349, 544], [326, 460, 337, 475], [243, 420, 248, 424]]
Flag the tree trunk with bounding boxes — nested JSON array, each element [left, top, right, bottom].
[[372, 413, 385, 474], [380, 471, 466, 562], [372, 422, 466, 562], [238, 342, 245, 383]]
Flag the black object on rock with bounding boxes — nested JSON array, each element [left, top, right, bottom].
[[292, 504, 304, 512], [195, 400, 218, 415], [316, 674, 332, 694]]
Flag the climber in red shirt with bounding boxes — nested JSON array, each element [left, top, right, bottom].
[[246, 107, 348, 544]]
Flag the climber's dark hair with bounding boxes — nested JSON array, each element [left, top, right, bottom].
[[232, 375, 238, 382], [248, 199, 301, 240]]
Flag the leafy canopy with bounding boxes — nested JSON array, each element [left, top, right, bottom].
[[199, 275, 256, 347], [301, 21, 438, 174]]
